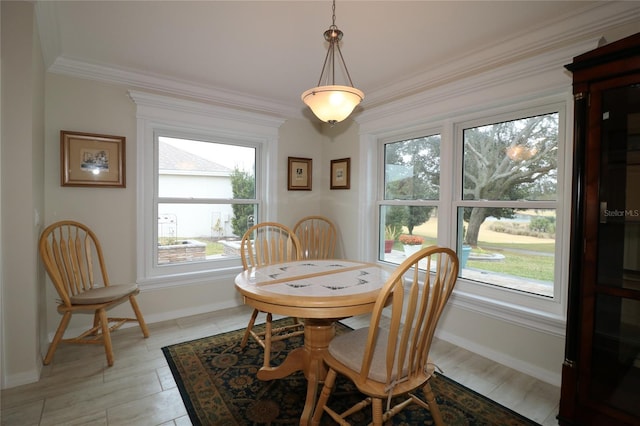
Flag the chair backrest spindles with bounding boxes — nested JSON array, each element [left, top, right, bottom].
[[240, 222, 301, 270], [39, 221, 111, 307], [293, 215, 337, 260]]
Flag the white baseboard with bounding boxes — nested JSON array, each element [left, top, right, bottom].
[[141, 299, 241, 326], [2, 364, 42, 390], [435, 328, 561, 387]]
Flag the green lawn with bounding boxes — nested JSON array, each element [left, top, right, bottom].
[[467, 251, 554, 281], [471, 241, 554, 281], [205, 241, 224, 256], [393, 235, 554, 282]]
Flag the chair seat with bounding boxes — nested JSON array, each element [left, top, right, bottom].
[[69, 283, 139, 305], [329, 327, 435, 384]]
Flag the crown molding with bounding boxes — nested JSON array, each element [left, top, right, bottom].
[[48, 56, 299, 120], [128, 90, 285, 133], [360, 1, 640, 111], [356, 35, 600, 132]]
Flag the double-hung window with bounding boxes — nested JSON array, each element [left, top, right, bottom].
[[379, 133, 441, 263], [131, 91, 281, 287], [455, 110, 560, 298], [377, 103, 568, 318]]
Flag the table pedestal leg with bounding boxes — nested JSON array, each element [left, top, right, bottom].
[[300, 319, 335, 425], [255, 319, 336, 425]]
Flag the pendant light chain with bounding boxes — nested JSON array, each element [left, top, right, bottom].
[[331, 0, 336, 28]]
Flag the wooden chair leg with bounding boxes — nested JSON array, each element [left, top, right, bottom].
[[44, 311, 72, 365], [129, 295, 150, 337], [422, 382, 444, 426], [98, 309, 114, 366], [241, 309, 259, 348], [371, 397, 384, 426], [92, 311, 101, 335], [263, 312, 273, 367], [311, 368, 338, 425]]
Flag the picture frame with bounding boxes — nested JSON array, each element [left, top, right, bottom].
[[60, 130, 126, 188], [287, 157, 312, 190], [330, 157, 351, 190]]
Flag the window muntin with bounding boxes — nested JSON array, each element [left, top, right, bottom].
[[155, 136, 257, 266], [379, 134, 440, 264]]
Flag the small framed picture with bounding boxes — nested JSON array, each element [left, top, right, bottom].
[[288, 157, 312, 190], [330, 158, 350, 190], [60, 130, 126, 187]]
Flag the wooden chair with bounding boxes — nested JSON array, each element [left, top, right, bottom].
[[239, 222, 305, 367], [38, 220, 149, 367], [292, 215, 338, 260], [311, 246, 459, 426]]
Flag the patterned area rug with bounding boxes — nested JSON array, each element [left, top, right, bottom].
[[162, 318, 541, 425]]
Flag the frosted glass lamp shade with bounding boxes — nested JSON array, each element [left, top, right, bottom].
[[301, 85, 364, 124]]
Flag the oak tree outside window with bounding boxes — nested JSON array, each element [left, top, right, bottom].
[[379, 110, 561, 299]]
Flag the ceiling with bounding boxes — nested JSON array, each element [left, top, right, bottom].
[[35, 1, 635, 119]]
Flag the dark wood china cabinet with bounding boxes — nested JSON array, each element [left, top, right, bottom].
[[560, 33, 640, 426]]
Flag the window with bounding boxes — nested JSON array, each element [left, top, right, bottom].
[[457, 112, 559, 297], [378, 106, 565, 303], [379, 134, 441, 264], [156, 136, 257, 267], [130, 91, 282, 287]]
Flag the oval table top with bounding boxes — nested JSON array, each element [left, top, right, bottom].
[[234, 259, 392, 319]]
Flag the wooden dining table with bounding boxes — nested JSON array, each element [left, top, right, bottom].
[[234, 259, 392, 425]]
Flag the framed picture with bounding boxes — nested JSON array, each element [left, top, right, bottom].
[[330, 157, 351, 190], [60, 130, 126, 188], [288, 157, 312, 190]]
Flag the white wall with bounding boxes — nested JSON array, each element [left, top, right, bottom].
[[1, 0, 45, 388], [1, 0, 4, 391], [320, 121, 362, 259], [276, 118, 326, 228]]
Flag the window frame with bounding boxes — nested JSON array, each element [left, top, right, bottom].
[[374, 100, 571, 325], [130, 91, 282, 289], [377, 130, 443, 261], [152, 130, 261, 274]]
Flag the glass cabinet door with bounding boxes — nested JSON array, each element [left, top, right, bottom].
[[591, 83, 640, 417]]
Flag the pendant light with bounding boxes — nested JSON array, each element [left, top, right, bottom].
[[301, 0, 364, 125]]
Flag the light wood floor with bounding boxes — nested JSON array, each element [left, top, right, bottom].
[[1, 305, 560, 425]]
